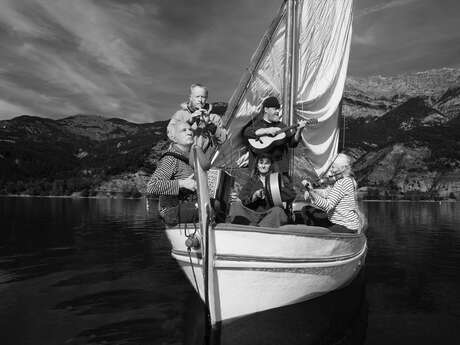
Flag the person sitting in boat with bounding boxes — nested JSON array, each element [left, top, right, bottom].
[[243, 96, 306, 174], [147, 119, 207, 226], [172, 83, 227, 152], [302, 153, 363, 233], [226, 154, 296, 228]]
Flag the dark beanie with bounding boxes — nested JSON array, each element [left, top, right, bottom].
[[262, 96, 280, 109], [256, 152, 273, 161]]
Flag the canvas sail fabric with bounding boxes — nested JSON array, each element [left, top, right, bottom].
[[212, 2, 288, 168], [214, 0, 353, 179], [296, 0, 353, 176]]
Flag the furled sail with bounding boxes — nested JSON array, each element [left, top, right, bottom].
[[213, 0, 353, 179]]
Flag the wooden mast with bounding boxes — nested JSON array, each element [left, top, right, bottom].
[[202, 1, 293, 328], [284, 0, 298, 176], [192, 144, 217, 327]]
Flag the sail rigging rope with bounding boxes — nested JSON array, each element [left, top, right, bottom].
[[184, 221, 201, 296], [187, 246, 200, 296], [342, 100, 346, 150]]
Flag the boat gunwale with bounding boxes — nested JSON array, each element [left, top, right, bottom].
[[171, 244, 367, 264], [166, 223, 365, 239]]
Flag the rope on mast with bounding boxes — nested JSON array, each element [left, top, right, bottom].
[[284, 0, 297, 177], [341, 99, 346, 151]]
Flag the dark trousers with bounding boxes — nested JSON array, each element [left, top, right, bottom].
[[162, 202, 198, 226], [328, 223, 356, 234], [301, 206, 355, 233], [301, 205, 331, 227], [227, 202, 288, 228]]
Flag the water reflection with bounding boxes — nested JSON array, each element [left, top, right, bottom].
[[0, 198, 459, 345], [0, 197, 195, 345], [364, 202, 460, 345]]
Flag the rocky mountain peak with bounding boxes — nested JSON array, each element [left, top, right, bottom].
[[57, 114, 141, 141], [0, 69, 459, 199]]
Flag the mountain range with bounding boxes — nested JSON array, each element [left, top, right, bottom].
[[0, 68, 459, 200], [342, 68, 460, 200]]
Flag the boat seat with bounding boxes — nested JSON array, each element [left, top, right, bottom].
[[278, 224, 332, 235], [215, 223, 332, 236]]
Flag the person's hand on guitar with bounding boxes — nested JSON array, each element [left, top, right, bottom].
[[294, 119, 316, 142], [297, 119, 307, 130], [255, 127, 279, 137]]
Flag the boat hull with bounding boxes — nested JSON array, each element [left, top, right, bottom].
[[166, 223, 367, 322]]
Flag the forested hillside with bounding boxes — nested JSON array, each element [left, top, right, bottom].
[[1, 69, 459, 200]]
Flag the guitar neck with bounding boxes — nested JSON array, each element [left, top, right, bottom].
[[253, 119, 318, 138], [276, 124, 299, 134], [277, 124, 299, 134], [276, 119, 318, 134], [253, 124, 298, 138]]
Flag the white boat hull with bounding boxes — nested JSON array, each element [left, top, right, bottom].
[[166, 223, 367, 322]]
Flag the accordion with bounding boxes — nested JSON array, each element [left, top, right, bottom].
[[207, 168, 234, 202]]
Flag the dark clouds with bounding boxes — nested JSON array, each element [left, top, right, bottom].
[[0, 0, 458, 122]]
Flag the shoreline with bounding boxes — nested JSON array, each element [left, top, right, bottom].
[[0, 194, 149, 200], [0, 194, 455, 203], [361, 199, 457, 203]]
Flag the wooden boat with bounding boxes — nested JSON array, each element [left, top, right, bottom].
[[167, 222, 366, 322], [164, 0, 366, 325]]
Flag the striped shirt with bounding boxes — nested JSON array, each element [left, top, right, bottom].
[[310, 177, 360, 231], [146, 144, 196, 215]]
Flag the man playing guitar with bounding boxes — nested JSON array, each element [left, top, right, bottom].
[[243, 96, 307, 173]]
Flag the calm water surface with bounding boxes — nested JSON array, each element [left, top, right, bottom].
[[0, 197, 459, 344]]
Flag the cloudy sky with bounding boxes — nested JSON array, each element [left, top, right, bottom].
[[0, 0, 459, 122]]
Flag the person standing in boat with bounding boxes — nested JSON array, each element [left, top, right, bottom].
[[243, 96, 306, 173], [172, 83, 227, 152], [227, 154, 296, 227], [303, 153, 363, 233], [147, 119, 207, 226]]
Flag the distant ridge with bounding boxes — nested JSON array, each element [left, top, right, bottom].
[[0, 69, 459, 200], [342, 68, 460, 199]]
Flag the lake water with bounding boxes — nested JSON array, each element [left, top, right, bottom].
[[0, 197, 459, 345]]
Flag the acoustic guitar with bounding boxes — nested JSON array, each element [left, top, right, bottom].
[[247, 118, 318, 154]]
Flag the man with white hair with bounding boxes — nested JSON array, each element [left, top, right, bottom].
[[172, 83, 227, 151], [303, 153, 363, 233], [147, 119, 200, 225]]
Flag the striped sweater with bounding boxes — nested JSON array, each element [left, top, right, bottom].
[[146, 145, 196, 215], [310, 177, 360, 231]]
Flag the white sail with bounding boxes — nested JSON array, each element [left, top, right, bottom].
[[214, 0, 353, 178], [212, 2, 287, 168], [295, 0, 353, 176]]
